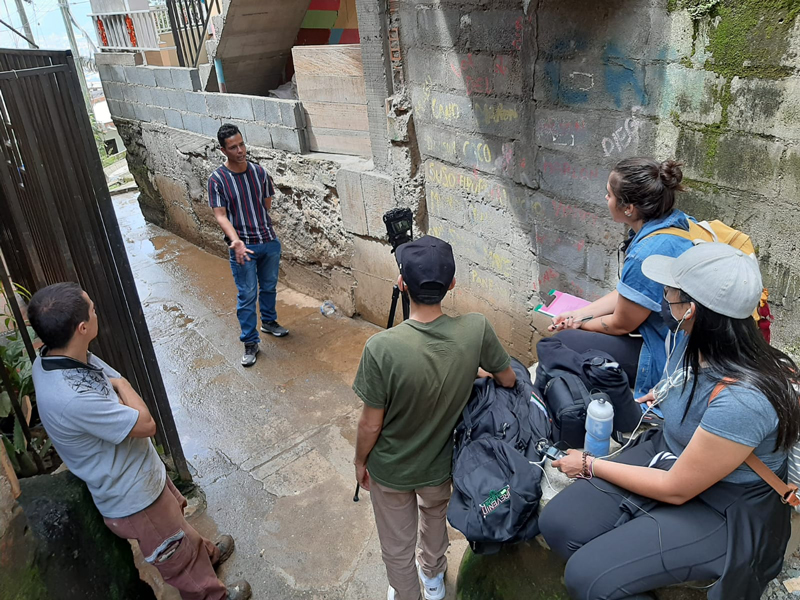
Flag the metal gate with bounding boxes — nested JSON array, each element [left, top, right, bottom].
[[0, 48, 190, 481]]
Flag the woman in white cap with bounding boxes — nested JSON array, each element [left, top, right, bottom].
[[539, 242, 800, 600]]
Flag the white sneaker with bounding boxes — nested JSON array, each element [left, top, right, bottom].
[[387, 586, 396, 600], [416, 560, 446, 600]]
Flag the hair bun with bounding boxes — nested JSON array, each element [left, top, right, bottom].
[[659, 160, 684, 191]]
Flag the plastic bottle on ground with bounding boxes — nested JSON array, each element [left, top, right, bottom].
[[320, 301, 336, 317]]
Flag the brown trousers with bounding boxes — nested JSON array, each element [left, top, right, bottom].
[[104, 478, 227, 600], [370, 479, 452, 600]]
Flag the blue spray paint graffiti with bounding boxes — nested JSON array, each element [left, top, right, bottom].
[[603, 43, 648, 108], [542, 38, 649, 109], [543, 37, 591, 105]]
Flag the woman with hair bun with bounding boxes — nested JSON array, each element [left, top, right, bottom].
[[549, 157, 695, 403]]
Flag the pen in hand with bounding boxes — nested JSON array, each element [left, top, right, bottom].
[[548, 315, 594, 332]]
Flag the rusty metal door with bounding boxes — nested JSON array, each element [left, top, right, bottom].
[[0, 48, 190, 481]]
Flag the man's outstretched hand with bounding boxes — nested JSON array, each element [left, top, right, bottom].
[[230, 239, 254, 265]]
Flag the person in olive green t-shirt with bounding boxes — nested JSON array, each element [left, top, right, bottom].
[[352, 236, 516, 600]]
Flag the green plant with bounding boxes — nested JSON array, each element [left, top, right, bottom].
[[101, 150, 127, 168], [89, 113, 108, 160], [0, 281, 52, 476]]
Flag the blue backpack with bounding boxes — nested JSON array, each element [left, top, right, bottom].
[[447, 358, 551, 553]]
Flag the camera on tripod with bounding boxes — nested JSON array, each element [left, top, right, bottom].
[[383, 207, 413, 252]]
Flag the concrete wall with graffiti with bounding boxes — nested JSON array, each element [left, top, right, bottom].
[[393, 0, 800, 356]]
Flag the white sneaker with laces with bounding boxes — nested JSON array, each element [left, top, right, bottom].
[[416, 560, 446, 600]]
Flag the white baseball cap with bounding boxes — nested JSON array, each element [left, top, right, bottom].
[[642, 242, 763, 319]]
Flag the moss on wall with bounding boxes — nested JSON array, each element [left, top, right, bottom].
[[0, 565, 48, 600], [457, 543, 571, 600], [17, 472, 155, 600], [706, 0, 800, 79]]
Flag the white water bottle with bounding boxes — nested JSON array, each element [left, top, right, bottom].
[[585, 393, 614, 457]]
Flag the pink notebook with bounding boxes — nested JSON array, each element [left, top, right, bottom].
[[534, 289, 591, 318]]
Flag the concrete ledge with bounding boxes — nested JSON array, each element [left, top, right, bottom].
[[94, 52, 141, 66]]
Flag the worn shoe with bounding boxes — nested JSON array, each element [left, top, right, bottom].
[[261, 320, 289, 337], [225, 580, 252, 600], [387, 586, 397, 600], [416, 560, 445, 600], [213, 534, 235, 568], [241, 343, 259, 367]]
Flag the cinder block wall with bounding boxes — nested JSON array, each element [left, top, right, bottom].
[[97, 53, 307, 153], [392, 0, 800, 356]]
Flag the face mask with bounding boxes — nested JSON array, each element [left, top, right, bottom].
[[660, 295, 682, 333]]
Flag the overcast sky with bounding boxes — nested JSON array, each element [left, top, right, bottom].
[[0, 0, 96, 57]]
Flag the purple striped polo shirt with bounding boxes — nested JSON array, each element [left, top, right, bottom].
[[208, 162, 277, 245]]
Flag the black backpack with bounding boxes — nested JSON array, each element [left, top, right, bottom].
[[447, 358, 551, 553], [540, 369, 593, 449], [534, 337, 642, 445]]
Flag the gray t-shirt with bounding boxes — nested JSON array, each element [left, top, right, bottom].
[[32, 351, 166, 518], [661, 367, 786, 484]]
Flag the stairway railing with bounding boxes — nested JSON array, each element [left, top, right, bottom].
[[164, 0, 221, 68]]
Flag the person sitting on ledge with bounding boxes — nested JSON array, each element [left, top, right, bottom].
[[28, 282, 251, 600], [548, 158, 694, 401], [539, 243, 799, 600]]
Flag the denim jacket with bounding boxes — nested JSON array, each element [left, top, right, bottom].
[[617, 209, 694, 397]]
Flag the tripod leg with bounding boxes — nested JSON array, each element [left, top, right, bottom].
[[387, 284, 400, 329]]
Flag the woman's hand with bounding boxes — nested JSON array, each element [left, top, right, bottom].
[[636, 389, 656, 408], [552, 449, 586, 478], [548, 311, 586, 332]]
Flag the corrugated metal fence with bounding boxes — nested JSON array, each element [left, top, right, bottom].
[[0, 48, 190, 481]]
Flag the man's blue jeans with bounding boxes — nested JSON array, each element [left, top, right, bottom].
[[229, 239, 281, 345]]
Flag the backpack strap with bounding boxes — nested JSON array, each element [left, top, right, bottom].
[[546, 370, 590, 404], [643, 221, 717, 244], [709, 380, 800, 507], [643, 226, 694, 243]]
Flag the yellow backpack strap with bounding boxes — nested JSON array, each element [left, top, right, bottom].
[[642, 227, 694, 242]]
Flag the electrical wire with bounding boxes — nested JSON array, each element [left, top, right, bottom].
[[597, 400, 660, 460], [530, 459, 555, 494], [599, 332, 690, 460]]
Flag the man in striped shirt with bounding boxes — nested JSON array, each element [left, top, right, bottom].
[[209, 124, 289, 367]]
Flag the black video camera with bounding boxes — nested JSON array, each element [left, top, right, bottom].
[[383, 207, 413, 252]]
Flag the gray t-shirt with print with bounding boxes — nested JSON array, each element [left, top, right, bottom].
[[661, 368, 786, 484], [32, 351, 166, 518]]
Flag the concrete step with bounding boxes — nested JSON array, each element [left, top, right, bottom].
[[199, 62, 213, 89], [208, 0, 312, 96], [206, 37, 219, 60], [211, 14, 225, 35]]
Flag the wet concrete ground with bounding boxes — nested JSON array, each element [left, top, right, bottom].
[[115, 192, 467, 599]]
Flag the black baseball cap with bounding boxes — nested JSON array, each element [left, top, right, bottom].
[[395, 235, 456, 302]]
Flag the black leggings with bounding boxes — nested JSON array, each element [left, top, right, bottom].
[[539, 437, 727, 600], [556, 329, 644, 386]]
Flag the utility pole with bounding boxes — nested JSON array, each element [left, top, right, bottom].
[[13, 0, 35, 49], [58, 0, 92, 114]]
